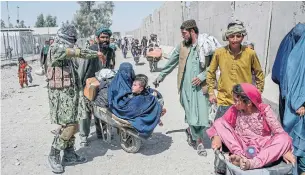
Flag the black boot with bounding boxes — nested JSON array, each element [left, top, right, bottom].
[[62, 147, 87, 166], [48, 146, 64, 173]]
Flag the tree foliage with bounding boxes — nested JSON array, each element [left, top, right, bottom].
[[35, 14, 58, 27], [45, 15, 58, 27], [19, 20, 26, 28], [72, 1, 114, 38], [1, 19, 5, 28], [35, 14, 45, 27], [15, 20, 26, 28]]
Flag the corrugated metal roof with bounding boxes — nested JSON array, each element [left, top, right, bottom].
[[32, 27, 60, 35], [0, 28, 33, 32]]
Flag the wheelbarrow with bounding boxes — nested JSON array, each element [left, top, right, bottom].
[[93, 105, 146, 153], [214, 150, 294, 175]]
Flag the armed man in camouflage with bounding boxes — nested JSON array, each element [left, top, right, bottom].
[[46, 24, 105, 173]]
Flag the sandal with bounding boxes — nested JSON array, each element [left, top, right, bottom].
[[185, 129, 196, 147], [197, 143, 207, 156]]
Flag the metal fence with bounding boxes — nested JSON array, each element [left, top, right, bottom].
[[1, 31, 56, 61], [0, 30, 90, 62]]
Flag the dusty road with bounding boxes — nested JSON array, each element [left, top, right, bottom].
[[1, 50, 215, 175]]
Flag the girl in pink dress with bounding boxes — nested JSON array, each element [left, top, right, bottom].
[[206, 83, 296, 170]]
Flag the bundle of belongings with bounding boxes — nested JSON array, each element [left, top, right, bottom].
[[197, 33, 222, 122], [107, 62, 164, 138], [197, 33, 222, 68], [146, 48, 163, 62], [84, 63, 164, 138], [83, 69, 116, 108]]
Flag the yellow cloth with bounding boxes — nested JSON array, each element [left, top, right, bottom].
[[207, 45, 265, 106]]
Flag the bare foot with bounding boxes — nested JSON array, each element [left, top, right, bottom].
[[283, 150, 296, 166], [229, 154, 241, 166], [240, 156, 251, 170]]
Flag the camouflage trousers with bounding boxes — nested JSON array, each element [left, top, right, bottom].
[[52, 124, 78, 150], [52, 134, 76, 150], [48, 87, 80, 150], [48, 87, 80, 125]]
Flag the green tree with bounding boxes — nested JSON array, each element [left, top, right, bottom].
[[45, 15, 58, 27], [35, 14, 45, 27], [1, 19, 5, 28], [73, 1, 114, 38], [19, 20, 26, 28]]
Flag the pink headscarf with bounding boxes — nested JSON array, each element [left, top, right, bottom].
[[222, 83, 271, 135]]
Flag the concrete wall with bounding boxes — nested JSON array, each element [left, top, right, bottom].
[[126, 1, 305, 75]]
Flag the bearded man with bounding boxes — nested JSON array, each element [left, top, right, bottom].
[[78, 27, 115, 147], [153, 20, 210, 155]]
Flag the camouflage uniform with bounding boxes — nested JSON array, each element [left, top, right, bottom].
[[47, 24, 99, 173]]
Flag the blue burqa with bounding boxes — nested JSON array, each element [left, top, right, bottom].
[[283, 31, 305, 158], [272, 23, 305, 98], [108, 62, 162, 138]]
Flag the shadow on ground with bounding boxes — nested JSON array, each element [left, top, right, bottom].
[[75, 133, 121, 164], [135, 62, 146, 66], [151, 67, 162, 72], [28, 84, 40, 88], [75, 131, 172, 163], [166, 128, 211, 149], [139, 132, 173, 156]]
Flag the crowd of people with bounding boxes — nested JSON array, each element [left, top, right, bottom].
[[17, 18, 304, 175]]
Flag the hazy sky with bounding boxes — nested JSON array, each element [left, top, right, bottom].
[[0, 1, 163, 33]]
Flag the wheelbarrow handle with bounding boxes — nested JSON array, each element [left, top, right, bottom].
[[215, 149, 226, 161]]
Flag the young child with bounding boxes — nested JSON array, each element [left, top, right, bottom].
[[132, 74, 166, 125], [207, 83, 295, 170], [25, 64, 33, 84], [18, 57, 30, 88]]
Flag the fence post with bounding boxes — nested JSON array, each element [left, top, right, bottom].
[[3, 33, 7, 59]]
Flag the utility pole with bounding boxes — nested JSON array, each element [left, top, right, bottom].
[[17, 6, 19, 27], [6, 1, 11, 60]]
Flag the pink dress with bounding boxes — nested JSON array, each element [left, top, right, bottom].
[[207, 106, 292, 169]]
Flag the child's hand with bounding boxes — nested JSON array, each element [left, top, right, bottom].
[[158, 120, 163, 126], [161, 108, 167, 116], [296, 106, 305, 116]]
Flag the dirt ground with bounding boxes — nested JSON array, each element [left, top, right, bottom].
[[1, 51, 215, 175]]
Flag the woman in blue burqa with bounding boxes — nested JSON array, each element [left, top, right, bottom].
[[272, 23, 305, 123], [273, 23, 305, 175], [284, 29, 305, 175], [107, 62, 163, 138]]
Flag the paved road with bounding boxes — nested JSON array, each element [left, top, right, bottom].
[[1, 49, 215, 175]]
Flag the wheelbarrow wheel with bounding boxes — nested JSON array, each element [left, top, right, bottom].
[[120, 132, 142, 153]]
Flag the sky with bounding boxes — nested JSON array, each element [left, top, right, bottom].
[[0, 1, 163, 33]]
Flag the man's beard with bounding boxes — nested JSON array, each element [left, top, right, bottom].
[[99, 41, 110, 48], [184, 37, 192, 46]]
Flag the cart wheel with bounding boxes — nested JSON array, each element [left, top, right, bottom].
[[120, 132, 142, 153]]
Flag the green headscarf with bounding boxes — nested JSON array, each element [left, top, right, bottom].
[[95, 27, 112, 37]]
